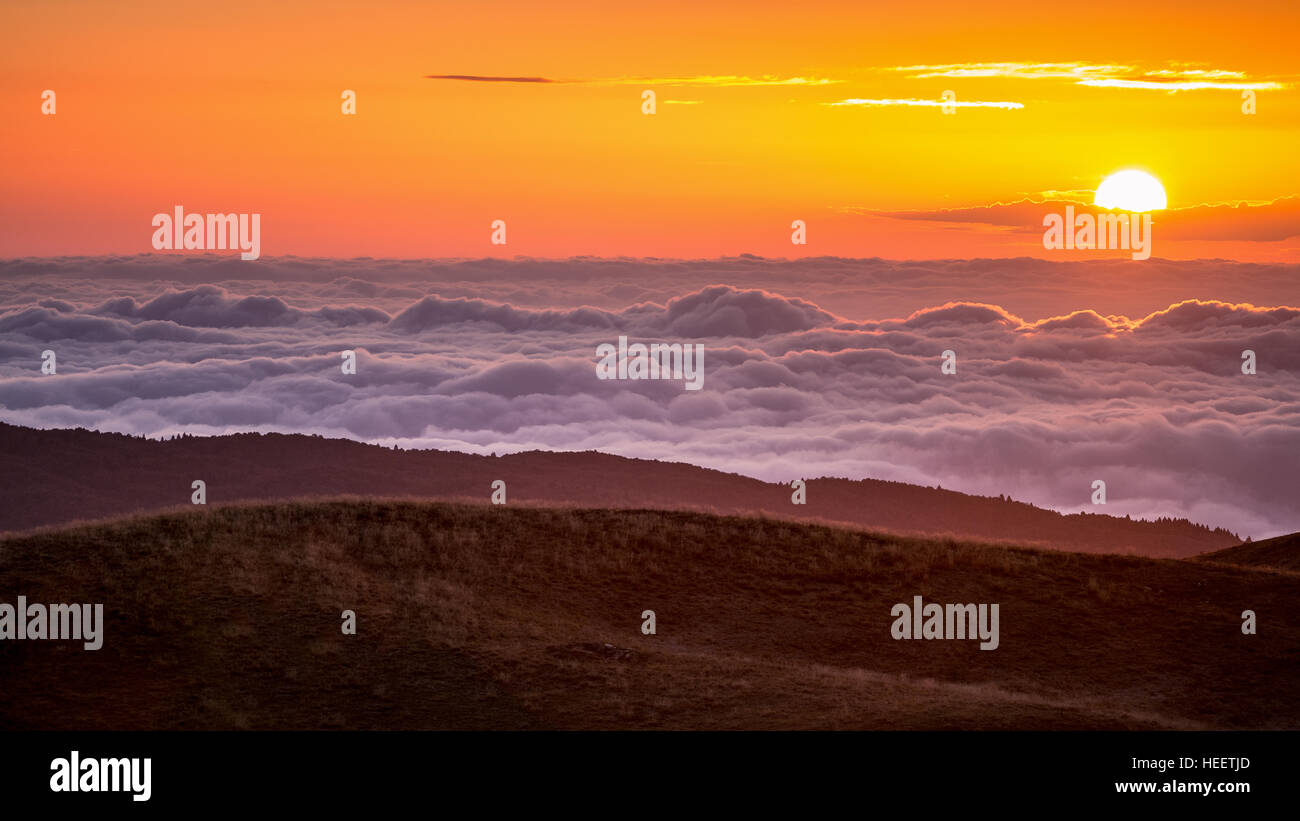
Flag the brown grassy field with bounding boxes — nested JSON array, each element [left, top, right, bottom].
[[0, 499, 1295, 730]]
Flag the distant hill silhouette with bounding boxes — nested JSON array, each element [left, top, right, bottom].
[[0, 422, 1238, 557], [1198, 532, 1300, 571]]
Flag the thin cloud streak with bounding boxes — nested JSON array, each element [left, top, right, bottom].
[[828, 98, 1023, 109], [1078, 78, 1285, 91], [894, 61, 1130, 80], [424, 74, 555, 83], [425, 74, 839, 87], [889, 61, 1292, 91], [859, 195, 1300, 242]]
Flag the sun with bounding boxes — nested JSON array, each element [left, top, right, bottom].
[[1094, 170, 1167, 212]]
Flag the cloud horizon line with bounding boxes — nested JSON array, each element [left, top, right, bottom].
[[8, 252, 1299, 268]]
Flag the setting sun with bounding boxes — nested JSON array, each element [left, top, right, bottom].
[[1094, 170, 1168, 212]]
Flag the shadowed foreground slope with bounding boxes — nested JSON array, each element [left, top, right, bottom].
[[0, 500, 1293, 730]]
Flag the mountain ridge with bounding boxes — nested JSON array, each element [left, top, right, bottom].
[[0, 422, 1238, 557]]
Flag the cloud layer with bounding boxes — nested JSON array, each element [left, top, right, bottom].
[[2, 258, 1297, 539]]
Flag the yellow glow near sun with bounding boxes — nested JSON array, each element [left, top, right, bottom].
[[1094, 170, 1167, 212]]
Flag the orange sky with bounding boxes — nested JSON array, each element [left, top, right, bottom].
[[3, 0, 1299, 260]]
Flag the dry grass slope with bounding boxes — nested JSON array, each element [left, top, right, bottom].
[[1, 500, 1294, 730], [1197, 532, 1300, 572]]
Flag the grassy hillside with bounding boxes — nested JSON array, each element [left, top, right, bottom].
[[0, 500, 1293, 730], [1198, 531, 1300, 571]]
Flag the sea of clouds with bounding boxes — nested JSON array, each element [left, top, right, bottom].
[[2, 255, 1297, 538]]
